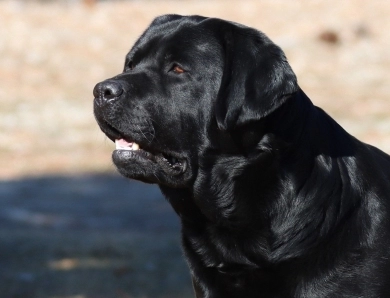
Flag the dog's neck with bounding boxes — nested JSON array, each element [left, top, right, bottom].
[[162, 89, 365, 265], [258, 90, 365, 262]]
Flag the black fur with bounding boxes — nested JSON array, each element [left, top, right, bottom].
[[93, 15, 390, 297]]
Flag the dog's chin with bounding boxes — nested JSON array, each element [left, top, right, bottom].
[[112, 149, 192, 187]]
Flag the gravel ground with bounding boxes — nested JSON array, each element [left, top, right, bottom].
[[1, 0, 390, 297]]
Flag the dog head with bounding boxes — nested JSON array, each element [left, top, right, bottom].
[[93, 15, 298, 190]]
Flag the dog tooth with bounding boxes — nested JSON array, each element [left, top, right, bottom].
[[115, 140, 122, 150], [115, 139, 134, 150], [132, 143, 140, 151]]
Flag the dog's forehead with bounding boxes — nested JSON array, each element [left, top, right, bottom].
[[128, 17, 223, 59]]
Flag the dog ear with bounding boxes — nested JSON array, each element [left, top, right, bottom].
[[215, 24, 298, 131]]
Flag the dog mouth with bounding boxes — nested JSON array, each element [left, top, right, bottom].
[[93, 107, 188, 181], [115, 139, 154, 160], [93, 95, 191, 185], [113, 138, 187, 175]]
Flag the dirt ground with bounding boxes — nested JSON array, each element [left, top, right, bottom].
[[2, 0, 390, 179], [1, 0, 390, 297]]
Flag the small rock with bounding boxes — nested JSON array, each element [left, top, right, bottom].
[[318, 30, 340, 44], [355, 24, 370, 38]]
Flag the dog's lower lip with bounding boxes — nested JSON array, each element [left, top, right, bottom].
[[114, 148, 154, 161], [156, 155, 187, 176]]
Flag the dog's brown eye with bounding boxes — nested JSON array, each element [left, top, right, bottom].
[[172, 65, 185, 74]]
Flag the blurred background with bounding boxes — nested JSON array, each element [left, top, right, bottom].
[[1, 0, 390, 297]]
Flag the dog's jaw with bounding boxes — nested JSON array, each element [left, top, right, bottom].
[[111, 136, 191, 187]]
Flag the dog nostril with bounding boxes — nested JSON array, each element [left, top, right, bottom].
[[93, 80, 123, 102], [104, 88, 116, 99]]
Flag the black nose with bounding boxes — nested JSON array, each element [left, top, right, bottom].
[[93, 80, 123, 105]]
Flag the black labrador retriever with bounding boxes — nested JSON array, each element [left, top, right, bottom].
[[93, 15, 390, 297]]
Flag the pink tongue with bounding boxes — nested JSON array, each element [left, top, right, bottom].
[[116, 139, 133, 147]]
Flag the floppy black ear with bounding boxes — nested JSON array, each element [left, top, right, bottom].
[[215, 24, 298, 131]]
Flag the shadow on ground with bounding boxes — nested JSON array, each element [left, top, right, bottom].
[[0, 173, 193, 298]]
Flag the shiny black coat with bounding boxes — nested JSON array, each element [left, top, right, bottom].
[[93, 15, 390, 297]]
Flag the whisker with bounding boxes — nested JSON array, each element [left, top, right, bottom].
[[145, 118, 156, 144], [153, 173, 161, 183], [136, 124, 153, 144]]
